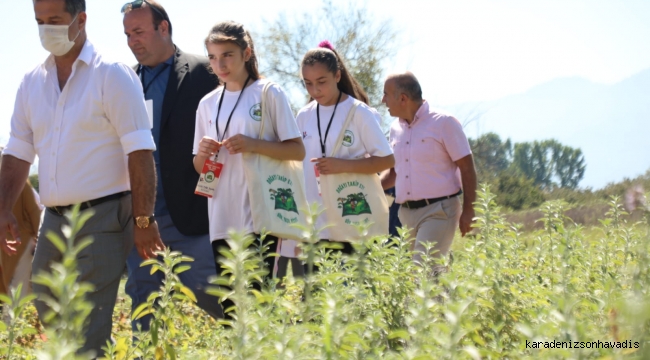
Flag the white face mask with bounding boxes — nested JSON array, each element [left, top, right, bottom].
[[38, 14, 80, 56]]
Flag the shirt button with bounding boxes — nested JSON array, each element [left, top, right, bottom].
[[406, 141, 409, 145], [50, 178, 54, 181], [55, 127, 60, 131], [406, 175, 409, 179], [408, 192, 411, 195], [406, 159, 409, 162]]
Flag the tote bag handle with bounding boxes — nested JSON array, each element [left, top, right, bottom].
[[329, 100, 360, 158], [257, 82, 273, 140]]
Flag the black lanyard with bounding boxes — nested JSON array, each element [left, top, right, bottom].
[[216, 76, 251, 142], [316, 90, 343, 158], [139, 63, 170, 94]]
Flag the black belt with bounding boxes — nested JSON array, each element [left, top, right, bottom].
[[401, 190, 462, 210], [47, 191, 131, 216]]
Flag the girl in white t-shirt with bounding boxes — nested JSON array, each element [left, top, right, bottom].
[[296, 41, 395, 269], [192, 21, 304, 306]]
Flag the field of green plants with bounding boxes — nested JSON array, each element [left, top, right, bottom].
[[1, 186, 649, 359]]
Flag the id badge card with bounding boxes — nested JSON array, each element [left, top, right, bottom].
[[314, 165, 321, 196], [195, 158, 224, 198]]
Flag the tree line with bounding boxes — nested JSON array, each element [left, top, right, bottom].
[[469, 132, 586, 210]]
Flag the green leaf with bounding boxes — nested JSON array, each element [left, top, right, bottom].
[[165, 344, 177, 360], [179, 286, 197, 302], [173, 265, 192, 275], [149, 264, 163, 275], [140, 258, 160, 268], [0, 294, 12, 305], [46, 231, 67, 254], [132, 302, 150, 320], [388, 330, 410, 340]]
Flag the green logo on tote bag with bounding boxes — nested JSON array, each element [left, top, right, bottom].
[[337, 192, 372, 217], [269, 188, 299, 214]]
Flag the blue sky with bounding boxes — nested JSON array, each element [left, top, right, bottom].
[[1, 0, 649, 187]]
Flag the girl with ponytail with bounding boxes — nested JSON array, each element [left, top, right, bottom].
[[192, 21, 305, 310], [296, 41, 394, 262]]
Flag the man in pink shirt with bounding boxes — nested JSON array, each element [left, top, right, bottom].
[[380, 72, 477, 274]]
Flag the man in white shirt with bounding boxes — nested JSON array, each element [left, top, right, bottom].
[[0, 0, 163, 356]]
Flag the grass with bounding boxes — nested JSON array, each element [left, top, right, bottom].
[[1, 187, 649, 359]]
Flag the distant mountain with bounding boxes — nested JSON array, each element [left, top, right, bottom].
[[448, 69, 650, 189]]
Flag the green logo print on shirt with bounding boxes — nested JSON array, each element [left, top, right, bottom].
[[250, 103, 262, 121], [337, 192, 372, 217], [342, 130, 354, 147], [269, 188, 299, 214]]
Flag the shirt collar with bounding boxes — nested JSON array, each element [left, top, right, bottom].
[[44, 39, 94, 68], [77, 40, 94, 65], [399, 100, 429, 126], [143, 54, 175, 73]]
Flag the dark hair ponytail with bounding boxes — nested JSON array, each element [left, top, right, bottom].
[[301, 41, 369, 105], [205, 21, 260, 83]]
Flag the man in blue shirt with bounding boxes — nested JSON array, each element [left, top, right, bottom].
[[122, 0, 222, 330]]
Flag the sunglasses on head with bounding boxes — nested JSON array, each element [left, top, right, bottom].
[[121, 0, 167, 21]]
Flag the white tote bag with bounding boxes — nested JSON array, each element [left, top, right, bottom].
[[242, 82, 309, 240], [319, 100, 389, 241]]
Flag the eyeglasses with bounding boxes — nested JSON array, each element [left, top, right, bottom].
[[121, 0, 167, 21]]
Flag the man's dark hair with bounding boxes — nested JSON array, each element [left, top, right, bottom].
[[147, 0, 173, 37], [390, 72, 423, 102], [34, 0, 85, 15], [65, 0, 85, 15]]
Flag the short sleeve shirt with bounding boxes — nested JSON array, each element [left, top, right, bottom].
[[297, 96, 393, 239], [389, 101, 471, 204], [193, 79, 301, 240]]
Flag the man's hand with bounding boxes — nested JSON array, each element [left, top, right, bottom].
[[127, 150, 161, 259], [455, 154, 478, 237], [0, 211, 21, 255], [133, 221, 165, 259], [0, 155, 31, 255], [311, 157, 348, 175], [223, 134, 258, 154], [459, 206, 475, 237]]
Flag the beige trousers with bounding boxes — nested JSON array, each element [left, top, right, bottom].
[[398, 196, 461, 272]]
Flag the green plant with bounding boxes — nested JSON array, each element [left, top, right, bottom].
[[2, 189, 650, 359], [0, 283, 37, 359], [31, 205, 97, 359]]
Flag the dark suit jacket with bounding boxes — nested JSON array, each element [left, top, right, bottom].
[[137, 47, 218, 236]]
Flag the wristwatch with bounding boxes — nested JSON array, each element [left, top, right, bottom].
[[134, 215, 155, 229]]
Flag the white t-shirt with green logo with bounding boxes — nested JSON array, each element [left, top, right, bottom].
[[296, 96, 393, 240], [193, 79, 301, 241]]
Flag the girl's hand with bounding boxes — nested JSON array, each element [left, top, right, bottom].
[[198, 136, 221, 158], [311, 157, 348, 175], [223, 134, 258, 154]]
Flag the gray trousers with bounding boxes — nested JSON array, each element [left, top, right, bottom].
[[32, 194, 133, 357], [398, 196, 461, 273]]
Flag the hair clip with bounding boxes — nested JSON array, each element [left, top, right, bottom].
[[318, 40, 335, 51]]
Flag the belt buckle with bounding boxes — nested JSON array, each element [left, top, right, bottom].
[[52, 207, 63, 216], [424, 199, 430, 206]]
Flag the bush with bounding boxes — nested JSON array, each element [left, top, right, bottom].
[[494, 171, 546, 210]]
